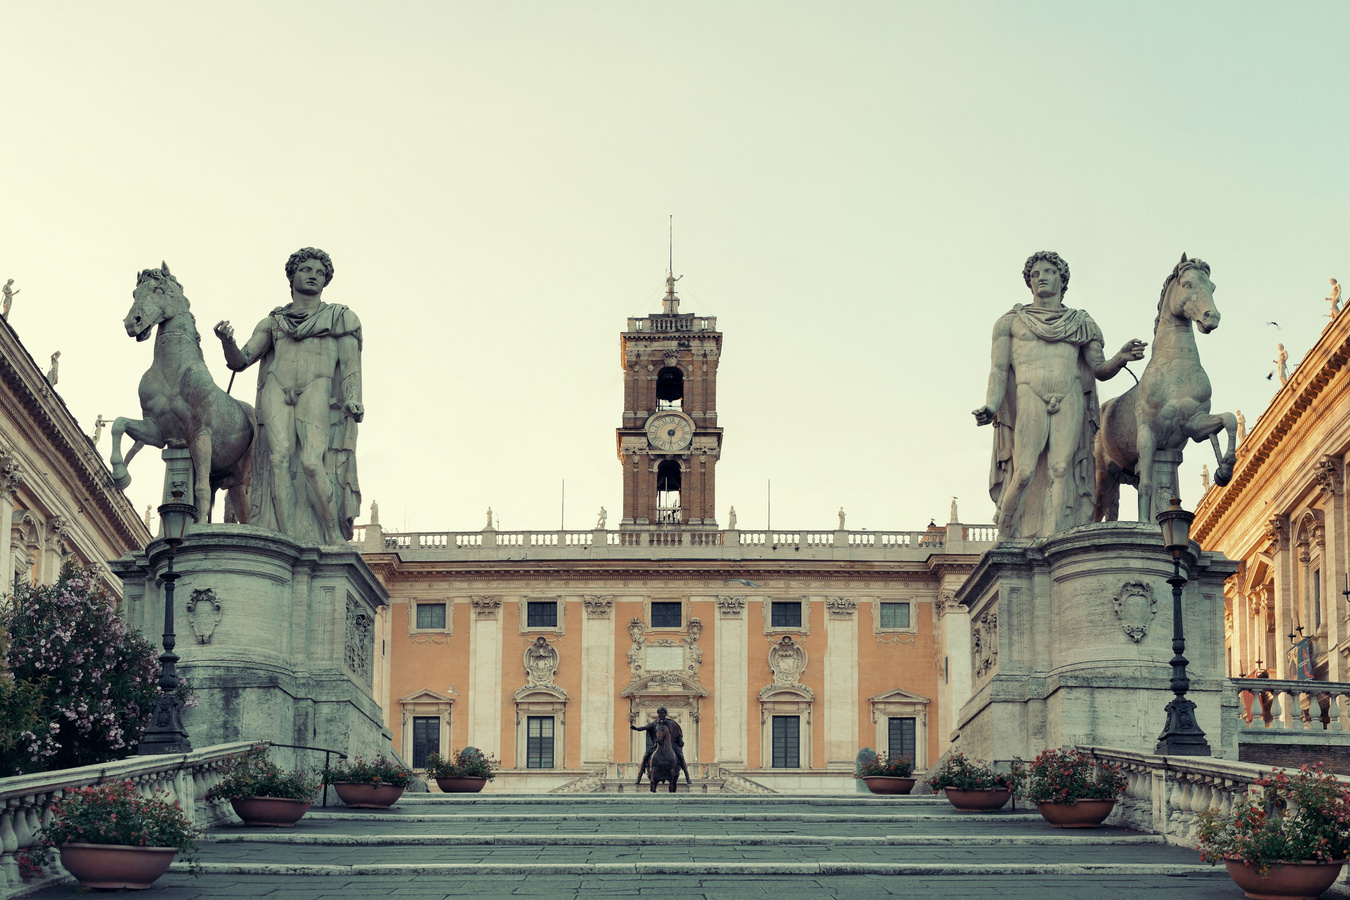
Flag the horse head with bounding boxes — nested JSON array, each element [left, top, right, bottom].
[[125, 262, 190, 342], [1155, 253, 1219, 335]]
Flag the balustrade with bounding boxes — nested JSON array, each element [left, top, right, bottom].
[[1231, 677, 1350, 731]]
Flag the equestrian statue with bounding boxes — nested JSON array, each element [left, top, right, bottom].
[[632, 707, 692, 793]]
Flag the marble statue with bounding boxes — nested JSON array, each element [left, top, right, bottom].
[[1201, 464, 1210, 489], [485, 507, 494, 529], [727, 505, 737, 529], [45, 351, 59, 386], [369, 500, 379, 525], [1236, 410, 1246, 443], [143, 505, 153, 528], [91, 414, 110, 445], [596, 506, 606, 528], [1274, 343, 1289, 386], [2, 279, 17, 320], [837, 507, 846, 529], [974, 251, 1146, 538], [949, 496, 959, 523], [1094, 255, 1235, 523], [1328, 278, 1341, 317], [112, 264, 255, 523], [215, 248, 362, 544]]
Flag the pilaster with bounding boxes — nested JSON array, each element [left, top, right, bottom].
[[714, 596, 748, 765], [469, 596, 504, 759], [822, 597, 859, 765], [580, 597, 615, 764]]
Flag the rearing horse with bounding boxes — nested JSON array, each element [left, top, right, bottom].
[[111, 264, 256, 524], [1094, 254, 1236, 523], [647, 720, 681, 793]]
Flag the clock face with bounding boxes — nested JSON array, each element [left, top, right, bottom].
[[646, 413, 693, 452]]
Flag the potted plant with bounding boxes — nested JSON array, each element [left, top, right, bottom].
[[207, 745, 320, 826], [425, 746, 498, 793], [855, 751, 916, 795], [927, 751, 1019, 811], [1196, 765, 1350, 899], [1022, 747, 1126, 828], [24, 780, 202, 890], [324, 754, 419, 808]]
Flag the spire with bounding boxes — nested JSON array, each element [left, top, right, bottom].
[[662, 215, 682, 314]]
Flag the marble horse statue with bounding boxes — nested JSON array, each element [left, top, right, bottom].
[[1094, 254, 1236, 523], [647, 719, 681, 793], [111, 264, 256, 523]]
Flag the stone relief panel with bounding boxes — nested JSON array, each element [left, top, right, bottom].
[[523, 635, 560, 689], [1111, 581, 1157, 643], [627, 617, 646, 682], [345, 594, 373, 689], [971, 611, 998, 680], [185, 587, 222, 644], [768, 635, 809, 692]]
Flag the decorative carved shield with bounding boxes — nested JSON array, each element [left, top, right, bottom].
[[1112, 581, 1157, 643]]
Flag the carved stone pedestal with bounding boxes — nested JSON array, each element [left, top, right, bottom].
[[950, 522, 1239, 763], [113, 525, 392, 768]]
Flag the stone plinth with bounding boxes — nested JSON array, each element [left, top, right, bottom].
[[113, 524, 392, 768], [951, 522, 1239, 763]]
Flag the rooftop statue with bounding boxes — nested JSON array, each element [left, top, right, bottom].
[[1094, 254, 1236, 523], [111, 263, 255, 523], [215, 248, 362, 545], [2, 278, 17, 320], [973, 251, 1146, 539], [1328, 278, 1341, 317]]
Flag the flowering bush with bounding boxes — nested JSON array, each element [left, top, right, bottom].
[[927, 751, 1019, 791], [0, 567, 196, 776], [324, 754, 418, 787], [856, 752, 914, 778], [206, 745, 320, 802], [1196, 765, 1350, 875], [25, 781, 203, 873], [1022, 747, 1126, 804], [424, 747, 498, 781]]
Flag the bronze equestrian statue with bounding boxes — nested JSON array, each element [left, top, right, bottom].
[[631, 707, 692, 791]]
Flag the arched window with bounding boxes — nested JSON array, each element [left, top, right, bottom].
[[656, 367, 684, 410], [656, 460, 682, 524]]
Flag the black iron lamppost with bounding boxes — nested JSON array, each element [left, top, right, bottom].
[[137, 486, 196, 755], [1154, 496, 1211, 756]]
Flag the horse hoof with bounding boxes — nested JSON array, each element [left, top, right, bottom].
[[111, 469, 131, 490], [1215, 463, 1233, 487]]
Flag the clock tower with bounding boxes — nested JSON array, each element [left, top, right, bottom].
[[617, 272, 723, 527]]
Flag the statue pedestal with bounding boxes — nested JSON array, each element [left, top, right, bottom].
[[113, 525, 391, 768], [950, 522, 1239, 763], [1147, 449, 1185, 520]]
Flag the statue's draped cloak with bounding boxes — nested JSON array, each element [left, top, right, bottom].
[[250, 301, 362, 544], [989, 304, 1102, 539]]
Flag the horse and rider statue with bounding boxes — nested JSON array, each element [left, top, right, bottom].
[[632, 707, 693, 793]]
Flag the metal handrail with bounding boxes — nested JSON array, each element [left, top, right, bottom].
[[263, 741, 348, 807]]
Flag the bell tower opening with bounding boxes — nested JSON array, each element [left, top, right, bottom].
[[656, 367, 684, 409], [656, 460, 682, 524]]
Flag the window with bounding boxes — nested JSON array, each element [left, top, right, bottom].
[[527, 601, 558, 629], [411, 716, 439, 768], [651, 602, 682, 629], [771, 601, 802, 629], [888, 717, 916, 763], [771, 716, 800, 768], [526, 716, 555, 768], [879, 602, 911, 629], [415, 602, 446, 630]]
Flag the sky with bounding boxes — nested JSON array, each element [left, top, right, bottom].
[[2, 2, 1348, 536]]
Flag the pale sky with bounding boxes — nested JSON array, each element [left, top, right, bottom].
[[3, 2, 1348, 536]]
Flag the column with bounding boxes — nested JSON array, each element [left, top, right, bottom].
[[823, 598, 859, 766], [1271, 517, 1293, 679], [580, 597, 615, 764], [469, 597, 503, 759], [714, 596, 748, 766]]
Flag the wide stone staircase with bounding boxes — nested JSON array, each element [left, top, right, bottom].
[[21, 792, 1246, 899]]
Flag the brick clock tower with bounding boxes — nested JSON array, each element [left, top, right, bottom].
[[617, 272, 723, 527]]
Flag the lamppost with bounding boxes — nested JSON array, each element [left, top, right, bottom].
[[1154, 496, 1211, 756], [137, 485, 196, 755]]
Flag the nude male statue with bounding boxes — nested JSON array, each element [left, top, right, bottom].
[[973, 251, 1146, 539], [2, 279, 18, 320], [215, 248, 363, 544]]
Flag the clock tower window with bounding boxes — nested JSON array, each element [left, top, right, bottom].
[[656, 367, 684, 410], [656, 460, 682, 524]]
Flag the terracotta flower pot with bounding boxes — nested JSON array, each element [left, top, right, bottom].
[[332, 782, 406, 809], [59, 843, 177, 890], [943, 787, 1012, 811], [436, 776, 488, 793], [1035, 799, 1116, 828], [230, 796, 312, 826], [861, 776, 916, 795], [1223, 858, 1347, 899]]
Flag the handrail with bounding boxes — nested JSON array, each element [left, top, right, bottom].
[[262, 741, 348, 808]]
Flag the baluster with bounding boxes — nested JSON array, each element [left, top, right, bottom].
[[1277, 690, 1294, 729], [1336, 693, 1350, 732]]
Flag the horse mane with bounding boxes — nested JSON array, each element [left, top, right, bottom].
[[135, 266, 203, 349], [1153, 255, 1211, 334]]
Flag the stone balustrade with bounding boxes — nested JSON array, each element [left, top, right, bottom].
[[1230, 677, 1350, 731], [0, 742, 251, 894], [360, 523, 996, 561]]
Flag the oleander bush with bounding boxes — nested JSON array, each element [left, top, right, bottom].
[[424, 746, 498, 781], [856, 752, 915, 778], [324, 754, 418, 787], [1022, 747, 1126, 804], [25, 780, 203, 872], [927, 751, 1019, 792], [206, 744, 320, 802]]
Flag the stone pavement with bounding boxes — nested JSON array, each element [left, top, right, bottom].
[[21, 793, 1254, 899]]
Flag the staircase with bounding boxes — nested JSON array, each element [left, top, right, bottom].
[[550, 762, 774, 793], [19, 793, 1243, 899]]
